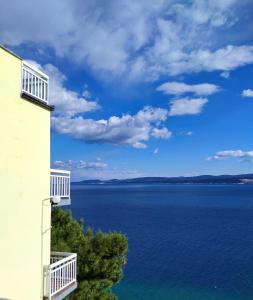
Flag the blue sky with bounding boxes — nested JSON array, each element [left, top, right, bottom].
[[1, 0, 253, 180]]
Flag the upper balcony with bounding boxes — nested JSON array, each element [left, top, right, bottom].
[[50, 169, 71, 206], [21, 62, 49, 105]]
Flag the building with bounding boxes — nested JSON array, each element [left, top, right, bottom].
[[0, 45, 77, 300]]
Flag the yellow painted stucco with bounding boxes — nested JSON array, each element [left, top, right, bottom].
[[0, 47, 51, 300]]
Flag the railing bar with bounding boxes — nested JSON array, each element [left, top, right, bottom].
[[28, 72, 31, 93], [60, 268, 62, 289], [72, 261, 74, 280], [35, 77, 37, 97], [57, 176, 59, 196], [34, 75, 36, 95], [22, 68, 25, 90], [68, 177, 70, 198], [37, 78, 39, 98], [58, 176, 60, 196], [31, 75, 34, 95], [29, 74, 31, 94], [54, 176, 57, 196], [55, 269, 56, 293], [74, 260, 76, 278], [50, 176, 52, 196], [70, 262, 72, 282], [56, 177, 59, 196], [31, 73, 33, 94], [51, 259, 75, 271], [58, 269, 60, 290], [45, 82, 48, 101], [71, 262, 73, 282], [53, 176, 56, 196], [32, 74, 34, 94], [61, 177, 63, 196], [68, 263, 70, 282], [40, 79, 42, 99], [65, 177, 67, 196], [54, 270, 56, 294], [44, 82, 46, 100], [55, 270, 57, 294]]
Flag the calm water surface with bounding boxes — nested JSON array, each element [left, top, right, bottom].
[[70, 184, 253, 300]]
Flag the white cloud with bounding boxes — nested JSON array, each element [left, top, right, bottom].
[[135, 106, 168, 123], [25, 60, 99, 116], [82, 84, 92, 99], [169, 98, 208, 116], [147, 44, 253, 79], [157, 82, 219, 96], [1, 1, 253, 80], [186, 131, 193, 136], [153, 148, 159, 155], [179, 131, 193, 136], [151, 127, 172, 139], [242, 89, 253, 98], [207, 150, 253, 162], [53, 159, 142, 180], [51, 106, 171, 148], [220, 71, 230, 78], [54, 159, 108, 170], [26, 60, 172, 149]]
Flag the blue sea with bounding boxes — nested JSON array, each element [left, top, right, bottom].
[[70, 184, 253, 300]]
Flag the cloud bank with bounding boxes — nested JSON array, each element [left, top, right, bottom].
[[51, 106, 171, 149], [169, 98, 208, 116], [242, 89, 253, 98], [207, 150, 253, 162], [157, 82, 219, 96], [53, 159, 142, 180], [1, 0, 253, 80]]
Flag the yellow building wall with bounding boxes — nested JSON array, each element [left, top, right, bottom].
[[0, 47, 51, 300]]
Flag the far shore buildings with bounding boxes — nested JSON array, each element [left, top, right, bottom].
[[0, 45, 77, 300]]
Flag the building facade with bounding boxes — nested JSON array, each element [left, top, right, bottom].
[[0, 46, 76, 300]]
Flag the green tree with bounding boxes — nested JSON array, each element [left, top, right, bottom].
[[51, 207, 128, 300]]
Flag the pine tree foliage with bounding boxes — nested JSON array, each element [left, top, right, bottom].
[[51, 207, 128, 300]]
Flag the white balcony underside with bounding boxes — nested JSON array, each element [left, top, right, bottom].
[[51, 282, 77, 300]]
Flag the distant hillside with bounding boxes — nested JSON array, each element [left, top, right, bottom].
[[72, 174, 253, 185]]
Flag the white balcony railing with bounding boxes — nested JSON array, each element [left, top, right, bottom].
[[44, 252, 77, 300], [50, 169, 71, 205], [21, 62, 49, 104]]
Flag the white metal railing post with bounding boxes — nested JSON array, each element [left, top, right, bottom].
[[44, 265, 52, 300], [49, 265, 52, 300], [69, 176, 71, 200]]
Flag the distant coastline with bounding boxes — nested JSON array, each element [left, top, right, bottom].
[[72, 173, 253, 185]]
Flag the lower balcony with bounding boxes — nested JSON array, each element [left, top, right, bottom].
[[44, 252, 77, 300]]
